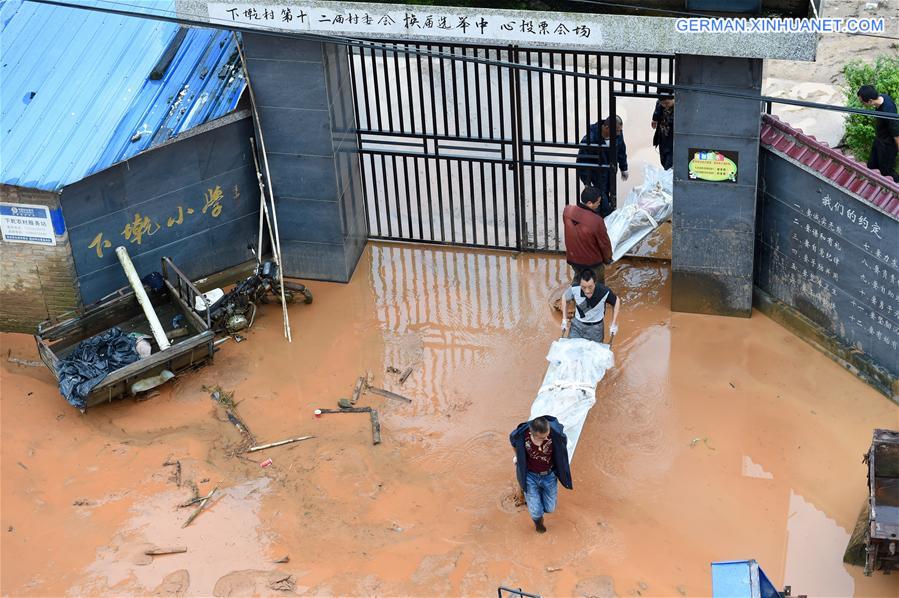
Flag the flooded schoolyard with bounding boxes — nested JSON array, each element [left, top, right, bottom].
[[1, 243, 897, 597]]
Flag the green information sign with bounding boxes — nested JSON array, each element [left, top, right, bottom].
[[688, 149, 739, 183]]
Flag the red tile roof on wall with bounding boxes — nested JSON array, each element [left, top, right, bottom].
[[760, 114, 899, 220]]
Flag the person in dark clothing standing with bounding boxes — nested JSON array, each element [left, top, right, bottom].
[[576, 115, 629, 217], [509, 415, 573, 533], [563, 187, 613, 284], [651, 88, 675, 171], [857, 85, 899, 182]]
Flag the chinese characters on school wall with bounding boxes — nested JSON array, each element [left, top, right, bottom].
[[781, 193, 899, 353], [209, 3, 599, 44], [88, 185, 237, 259]]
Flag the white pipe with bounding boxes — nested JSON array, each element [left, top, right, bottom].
[[115, 246, 171, 351]]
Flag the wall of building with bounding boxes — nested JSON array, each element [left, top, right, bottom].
[[671, 54, 764, 317], [242, 35, 367, 282], [60, 112, 261, 304], [0, 184, 80, 332], [755, 151, 899, 401]]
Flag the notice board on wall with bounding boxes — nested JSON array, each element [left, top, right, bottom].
[[756, 152, 899, 377]]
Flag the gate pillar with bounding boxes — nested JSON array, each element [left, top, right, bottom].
[[243, 34, 366, 282], [671, 55, 762, 317]]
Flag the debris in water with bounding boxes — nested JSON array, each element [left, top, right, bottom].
[[7, 355, 42, 367], [676, 585, 687, 596], [546, 566, 562, 573], [268, 574, 295, 592], [163, 457, 182, 487], [386, 366, 401, 374], [16, 461, 27, 470], [144, 546, 187, 556], [689, 437, 716, 450], [245, 435, 315, 453], [367, 386, 412, 403], [182, 485, 217, 528], [316, 407, 382, 445], [351, 375, 366, 404], [272, 555, 290, 564], [399, 365, 415, 385], [260, 458, 273, 468], [204, 385, 236, 410]]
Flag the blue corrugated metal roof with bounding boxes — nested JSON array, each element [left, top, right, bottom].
[[1, 0, 245, 191]]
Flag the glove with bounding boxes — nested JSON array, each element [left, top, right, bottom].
[[609, 323, 618, 336], [621, 170, 629, 181], [561, 318, 568, 332]]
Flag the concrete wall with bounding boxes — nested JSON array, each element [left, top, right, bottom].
[[0, 184, 80, 332], [61, 112, 260, 304], [671, 55, 763, 317], [242, 34, 366, 282], [755, 151, 899, 401]]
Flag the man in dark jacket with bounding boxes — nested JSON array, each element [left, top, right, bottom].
[[563, 187, 613, 283], [651, 88, 675, 171], [858, 85, 899, 181], [509, 415, 573, 533], [576, 115, 628, 217]]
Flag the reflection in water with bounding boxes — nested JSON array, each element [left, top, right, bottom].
[[783, 490, 854, 597], [369, 244, 566, 408]]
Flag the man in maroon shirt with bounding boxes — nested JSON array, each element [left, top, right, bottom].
[[510, 416, 573, 533], [562, 187, 613, 283]]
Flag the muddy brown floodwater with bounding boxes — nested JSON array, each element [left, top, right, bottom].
[[2, 243, 898, 597]]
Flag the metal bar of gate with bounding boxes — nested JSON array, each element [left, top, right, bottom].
[[353, 42, 673, 252], [609, 91, 618, 213]]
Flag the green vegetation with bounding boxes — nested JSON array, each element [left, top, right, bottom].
[[842, 55, 899, 171]]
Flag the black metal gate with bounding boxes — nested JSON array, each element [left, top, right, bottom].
[[348, 43, 673, 252]]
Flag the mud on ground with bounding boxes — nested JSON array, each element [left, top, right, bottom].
[[1, 244, 897, 597]]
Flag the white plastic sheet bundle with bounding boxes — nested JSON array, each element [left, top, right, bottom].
[[605, 164, 674, 262], [529, 338, 615, 463]]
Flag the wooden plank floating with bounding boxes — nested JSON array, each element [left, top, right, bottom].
[[366, 386, 412, 403]]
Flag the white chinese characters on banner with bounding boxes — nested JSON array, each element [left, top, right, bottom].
[[209, 3, 601, 46], [0, 203, 56, 246]]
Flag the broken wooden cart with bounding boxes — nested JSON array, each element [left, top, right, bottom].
[[35, 257, 215, 409]]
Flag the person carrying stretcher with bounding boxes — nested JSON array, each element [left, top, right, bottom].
[[560, 268, 620, 344]]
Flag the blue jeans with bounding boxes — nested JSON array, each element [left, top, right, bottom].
[[525, 471, 558, 520]]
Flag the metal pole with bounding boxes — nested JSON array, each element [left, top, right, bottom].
[[233, 33, 292, 342]]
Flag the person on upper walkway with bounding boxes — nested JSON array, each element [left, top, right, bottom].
[[857, 85, 899, 182]]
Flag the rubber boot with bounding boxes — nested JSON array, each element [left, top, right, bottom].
[[534, 517, 546, 533]]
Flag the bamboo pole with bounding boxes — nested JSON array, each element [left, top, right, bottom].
[[250, 137, 279, 264], [233, 33, 292, 342], [182, 485, 217, 528], [245, 435, 315, 453]]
